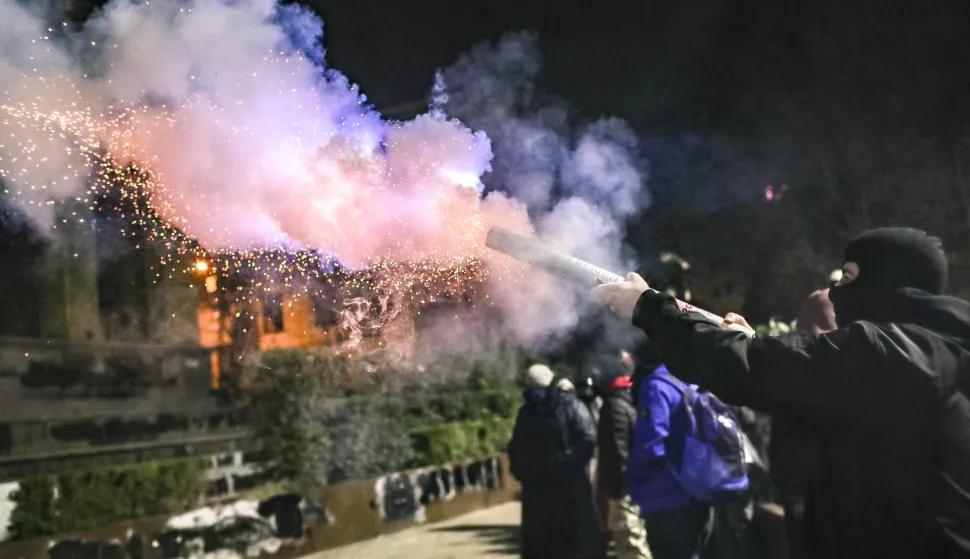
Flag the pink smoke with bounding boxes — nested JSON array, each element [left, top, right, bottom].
[[0, 0, 648, 347]]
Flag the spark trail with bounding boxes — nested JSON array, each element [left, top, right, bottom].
[[0, 0, 646, 353]]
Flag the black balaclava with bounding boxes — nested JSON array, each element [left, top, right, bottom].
[[828, 227, 948, 326]]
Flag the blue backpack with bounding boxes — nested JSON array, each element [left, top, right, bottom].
[[652, 371, 750, 503]]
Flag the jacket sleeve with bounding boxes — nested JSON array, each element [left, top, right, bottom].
[[611, 399, 635, 469], [632, 291, 875, 424], [636, 380, 672, 460]]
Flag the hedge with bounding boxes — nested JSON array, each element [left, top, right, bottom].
[[7, 458, 206, 541], [247, 348, 523, 485], [408, 418, 516, 467], [245, 387, 521, 484]]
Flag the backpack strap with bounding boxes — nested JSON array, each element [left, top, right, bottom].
[[647, 368, 701, 437], [650, 370, 687, 394], [553, 391, 573, 458], [649, 366, 689, 394]]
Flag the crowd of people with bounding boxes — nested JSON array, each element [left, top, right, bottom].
[[508, 227, 970, 559]]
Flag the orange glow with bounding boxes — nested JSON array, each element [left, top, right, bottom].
[[194, 260, 209, 273]]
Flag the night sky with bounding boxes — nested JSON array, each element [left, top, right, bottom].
[[295, 0, 970, 217], [305, 0, 968, 131]]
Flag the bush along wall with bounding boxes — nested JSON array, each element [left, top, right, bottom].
[[409, 417, 515, 467], [247, 349, 522, 485], [7, 458, 206, 541]]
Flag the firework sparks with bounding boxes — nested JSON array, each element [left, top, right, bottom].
[[0, 3, 536, 354]]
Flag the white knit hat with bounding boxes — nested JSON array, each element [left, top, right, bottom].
[[523, 364, 555, 388]]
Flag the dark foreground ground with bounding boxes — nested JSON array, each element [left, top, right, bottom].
[[304, 500, 789, 559]]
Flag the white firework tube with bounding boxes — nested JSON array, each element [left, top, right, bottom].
[[484, 227, 755, 338]]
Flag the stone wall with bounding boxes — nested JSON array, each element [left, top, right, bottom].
[[0, 340, 246, 481]]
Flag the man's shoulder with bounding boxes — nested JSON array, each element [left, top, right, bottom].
[[823, 320, 967, 394], [853, 318, 964, 357]]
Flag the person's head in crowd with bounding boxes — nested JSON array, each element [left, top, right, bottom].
[[577, 375, 597, 403], [556, 377, 575, 391], [591, 361, 635, 397], [828, 227, 948, 326], [795, 289, 837, 335], [522, 364, 555, 389]]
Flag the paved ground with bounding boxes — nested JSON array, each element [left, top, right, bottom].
[[305, 502, 521, 559]]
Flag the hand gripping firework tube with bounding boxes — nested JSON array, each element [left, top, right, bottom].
[[484, 227, 756, 338]]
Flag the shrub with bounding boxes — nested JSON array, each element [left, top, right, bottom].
[[311, 397, 412, 484], [7, 459, 206, 541], [246, 352, 328, 483], [409, 418, 515, 468], [247, 348, 521, 484], [6, 476, 58, 541]]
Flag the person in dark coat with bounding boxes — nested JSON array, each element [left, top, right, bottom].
[[509, 364, 605, 559], [596, 361, 652, 559], [593, 227, 970, 558]]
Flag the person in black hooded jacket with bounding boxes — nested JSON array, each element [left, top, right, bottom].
[[592, 227, 970, 559], [509, 364, 605, 559]]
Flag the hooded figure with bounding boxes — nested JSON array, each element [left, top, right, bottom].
[[605, 227, 970, 558], [827, 227, 949, 326], [508, 364, 605, 559]]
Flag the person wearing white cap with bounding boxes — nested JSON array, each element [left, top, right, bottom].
[[523, 364, 555, 388], [509, 363, 604, 559]]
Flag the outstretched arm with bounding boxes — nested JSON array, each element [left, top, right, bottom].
[[630, 290, 870, 424]]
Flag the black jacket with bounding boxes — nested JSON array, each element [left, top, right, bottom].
[[769, 417, 815, 500], [596, 386, 637, 499], [509, 386, 604, 559], [632, 288, 970, 559], [509, 386, 597, 481]]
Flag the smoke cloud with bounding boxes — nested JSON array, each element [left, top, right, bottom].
[[440, 32, 650, 346], [0, 1, 649, 350]]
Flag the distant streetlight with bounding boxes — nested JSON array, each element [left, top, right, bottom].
[[195, 260, 209, 273]]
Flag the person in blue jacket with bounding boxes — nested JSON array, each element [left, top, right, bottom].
[[628, 362, 715, 559]]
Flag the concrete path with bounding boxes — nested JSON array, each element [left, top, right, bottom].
[[304, 502, 521, 559]]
